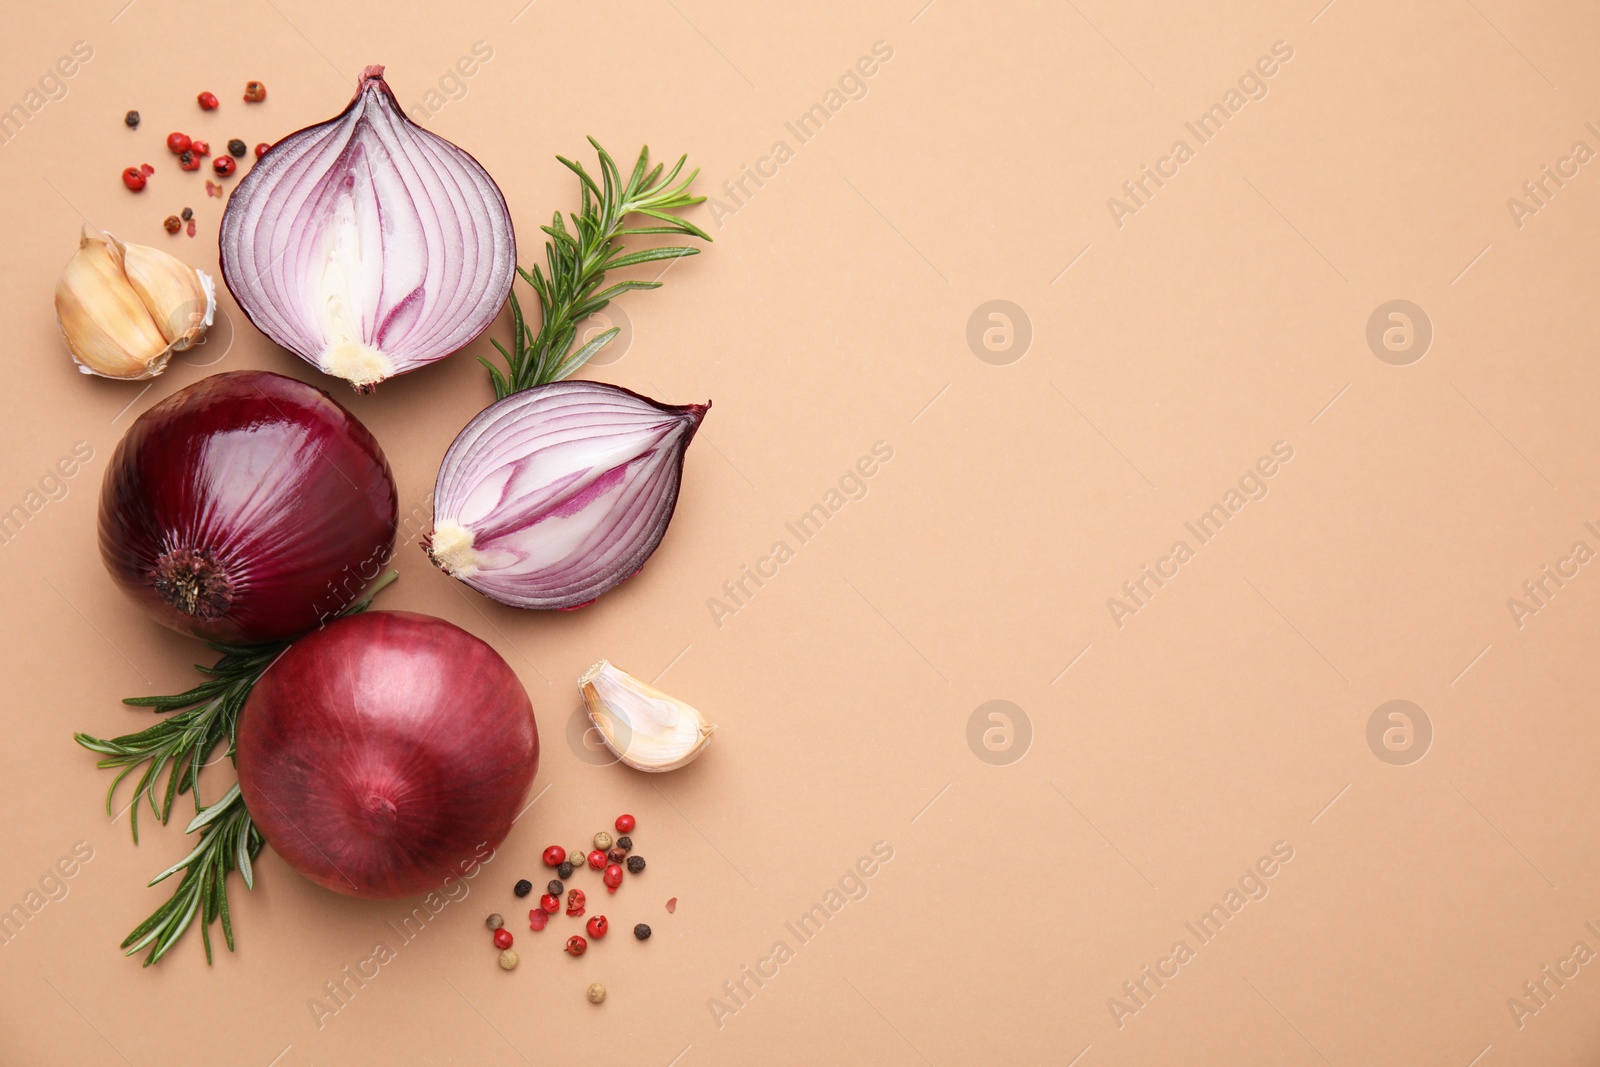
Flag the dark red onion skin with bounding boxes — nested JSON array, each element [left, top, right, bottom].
[[236, 610, 539, 900], [98, 370, 398, 644]]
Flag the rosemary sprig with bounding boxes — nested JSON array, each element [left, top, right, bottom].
[[483, 138, 711, 399], [75, 569, 400, 965]]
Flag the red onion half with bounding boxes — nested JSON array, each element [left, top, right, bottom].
[[427, 381, 707, 609], [237, 610, 537, 899], [99, 370, 398, 644], [219, 66, 515, 391]]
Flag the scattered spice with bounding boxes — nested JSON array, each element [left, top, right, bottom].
[[547, 879, 563, 896], [627, 855, 646, 874], [666, 897, 676, 913], [603, 864, 623, 891], [513, 879, 533, 898], [124, 110, 140, 129], [557, 861, 574, 880], [593, 831, 613, 852], [486, 913, 504, 931], [587, 850, 606, 871], [192, 140, 211, 157], [542, 846, 566, 867], [164, 215, 181, 234], [586, 982, 606, 1004], [254, 142, 270, 158], [166, 132, 191, 155], [122, 167, 147, 191], [244, 80, 267, 103], [186, 219, 196, 237], [565, 935, 587, 956], [181, 207, 193, 221], [606, 847, 626, 865], [615, 814, 636, 834], [178, 151, 200, 172], [571, 846, 590, 867], [498, 948, 519, 970], [197, 91, 219, 111], [565, 888, 586, 917], [227, 139, 247, 158], [586, 915, 608, 939], [493, 928, 513, 950], [634, 923, 651, 940], [205, 180, 223, 198], [139, 163, 154, 176], [528, 908, 548, 931], [539, 893, 560, 914], [615, 836, 632, 852], [212, 156, 236, 177]]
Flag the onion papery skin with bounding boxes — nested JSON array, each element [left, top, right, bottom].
[[218, 65, 515, 391], [98, 370, 398, 644], [237, 611, 539, 900], [428, 381, 708, 610]]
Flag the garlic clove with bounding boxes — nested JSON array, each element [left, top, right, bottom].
[[55, 230, 170, 379], [579, 660, 715, 773], [116, 236, 215, 349], [53, 228, 216, 380]]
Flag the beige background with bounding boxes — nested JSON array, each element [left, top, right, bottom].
[[3, 0, 1599, 1063]]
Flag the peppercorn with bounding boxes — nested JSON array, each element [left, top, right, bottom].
[[163, 215, 181, 234], [586, 915, 608, 939], [587, 850, 607, 871], [634, 923, 651, 940], [539, 893, 561, 914], [166, 132, 191, 155], [486, 913, 504, 931], [593, 831, 613, 851], [124, 110, 140, 129], [528, 908, 548, 931], [603, 864, 623, 891], [191, 140, 210, 157], [557, 861, 574, 880], [615, 814, 636, 834], [606, 847, 627, 865], [498, 948, 519, 970], [587, 982, 606, 1004], [615, 836, 632, 852], [626, 855, 646, 873], [566, 888, 586, 916], [244, 80, 267, 103], [227, 139, 247, 158], [542, 845, 566, 867], [572, 847, 590, 868], [565, 935, 587, 956], [547, 879, 564, 897], [514, 879, 533, 898], [493, 928, 513, 950], [254, 142, 270, 158], [181, 207, 193, 221], [197, 91, 219, 111], [139, 163, 154, 176], [212, 156, 236, 177], [178, 151, 200, 172]]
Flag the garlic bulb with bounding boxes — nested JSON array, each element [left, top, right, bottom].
[[579, 661, 715, 772], [54, 228, 215, 380]]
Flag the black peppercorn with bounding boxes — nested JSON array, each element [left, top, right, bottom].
[[615, 836, 632, 851], [547, 879, 563, 896], [607, 847, 627, 865], [513, 879, 533, 897], [634, 923, 651, 940], [626, 855, 645, 873], [227, 138, 247, 158], [180, 207, 193, 221], [125, 110, 139, 128], [557, 861, 574, 879]]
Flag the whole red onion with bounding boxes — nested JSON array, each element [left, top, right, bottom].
[[236, 611, 538, 899], [99, 370, 398, 644]]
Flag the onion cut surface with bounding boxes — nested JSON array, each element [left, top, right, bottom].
[[219, 65, 515, 391], [428, 381, 707, 610]]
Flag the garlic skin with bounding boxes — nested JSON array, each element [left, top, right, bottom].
[[54, 228, 215, 380], [579, 661, 715, 772]]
